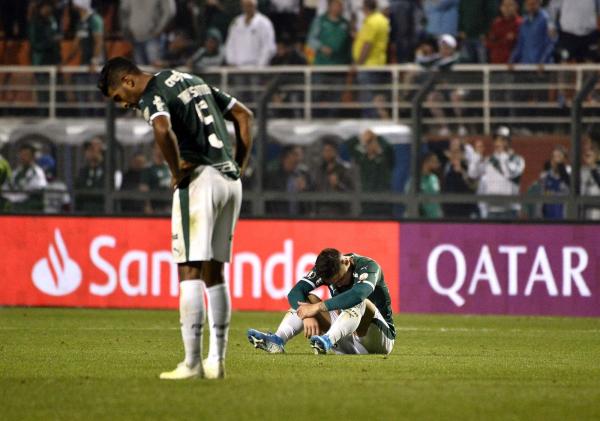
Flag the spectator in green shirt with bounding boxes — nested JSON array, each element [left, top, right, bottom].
[[141, 143, 172, 214], [344, 129, 394, 216], [308, 0, 352, 117], [458, 0, 497, 62], [28, 1, 61, 66], [420, 152, 443, 218]]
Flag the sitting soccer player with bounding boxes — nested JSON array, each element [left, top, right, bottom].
[[247, 248, 395, 355]]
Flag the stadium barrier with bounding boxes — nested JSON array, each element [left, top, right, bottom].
[[1, 215, 597, 317]]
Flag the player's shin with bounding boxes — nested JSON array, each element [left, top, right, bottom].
[[179, 280, 206, 367], [275, 309, 304, 343], [326, 302, 365, 345], [206, 283, 231, 362]]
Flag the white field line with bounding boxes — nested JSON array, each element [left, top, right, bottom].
[[0, 326, 599, 333]]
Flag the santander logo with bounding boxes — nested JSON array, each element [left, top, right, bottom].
[[32, 229, 82, 296]]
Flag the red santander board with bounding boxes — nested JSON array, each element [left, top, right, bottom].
[[0, 216, 400, 312]]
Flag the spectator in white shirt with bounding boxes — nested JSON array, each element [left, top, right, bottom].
[[468, 126, 525, 219], [8, 143, 47, 211], [225, 0, 276, 67], [548, 0, 600, 62]]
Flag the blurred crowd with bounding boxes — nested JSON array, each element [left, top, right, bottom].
[[2, 124, 600, 220], [0, 0, 599, 70]]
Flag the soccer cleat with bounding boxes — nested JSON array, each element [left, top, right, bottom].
[[310, 335, 332, 355], [159, 362, 203, 380], [247, 329, 285, 353], [203, 359, 225, 379]]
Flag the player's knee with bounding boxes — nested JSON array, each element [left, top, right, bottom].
[[307, 294, 322, 304]]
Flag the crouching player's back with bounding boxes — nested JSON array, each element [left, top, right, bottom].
[[248, 248, 395, 355]]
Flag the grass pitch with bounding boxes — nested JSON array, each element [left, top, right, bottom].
[[0, 308, 599, 420]]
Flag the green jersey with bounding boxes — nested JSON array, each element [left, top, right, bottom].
[[139, 70, 240, 180], [289, 253, 395, 339]]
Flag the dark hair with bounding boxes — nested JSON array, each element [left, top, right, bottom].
[[320, 135, 340, 150], [281, 145, 300, 159], [315, 248, 341, 280], [19, 143, 36, 153], [363, 0, 377, 11], [97, 56, 142, 97]]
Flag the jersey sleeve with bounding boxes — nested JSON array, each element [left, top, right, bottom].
[[140, 88, 170, 124], [210, 85, 237, 114], [354, 260, 380, 292], [287, 267, 324, 310]]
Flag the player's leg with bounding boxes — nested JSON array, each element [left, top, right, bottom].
[[161, 167, 217, 379], [248, 293, 331, 353], [201, 172, 242, 378], [355, 303, 395, 355], [310, 299, 378, 355]]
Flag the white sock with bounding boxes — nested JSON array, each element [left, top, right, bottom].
[[326, 302, 365, 345], [275, 309, 304, 343], [179, 280, 205, 367], [206, 283, 231, 362]]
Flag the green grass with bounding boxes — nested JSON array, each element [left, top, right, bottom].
[[0, 309, 599, 420]]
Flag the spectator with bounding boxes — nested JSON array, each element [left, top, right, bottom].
[[37, 154, 70, 214], [120, 152, 148, 213], [548, 0, 600, 63], [264, 145, 313, 215], [388, 0, 426, 63], [120, 0, 176, 65], [344, 129, 394, 215], [28, 0, 61, 66], [458, 0, 497, 63], [187, 28, 225, 70], [581, 147, 600, 220], [158, 30, 196, 67], [200, 0, 233, 43], [9, 144, 47, 212], [70, 0, 104, 67], [308, 0, 352, 117], [509, 0, 555, 64], [420, 152, 443, 218], [423, 0, 459, 37], [74, 138, 105, 213], [225, 0, 276, 67], [539, 146, 570, 219], [468, 126, 525, 219], [269, 32, 307, 118], [442, 138, 478, 218], [0, 153, 13, 211], [486, 0, 522, 64], [308, 0, 352, 66], [352, 0, 390, 118], [423, 34, 464, 135], [268, 0, 301, 41], [141, 143, 171, 214], [28, 0, 62, 116], [313, 136, 354, 215]]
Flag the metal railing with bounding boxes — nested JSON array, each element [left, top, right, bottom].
[[1, 64, 600, 133], [2, 64, 600, 220]]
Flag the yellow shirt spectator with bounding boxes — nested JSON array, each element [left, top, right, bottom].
[[352, 11, 390, 66]]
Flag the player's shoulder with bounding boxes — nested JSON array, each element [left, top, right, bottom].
[[351, 254, 380, 273]]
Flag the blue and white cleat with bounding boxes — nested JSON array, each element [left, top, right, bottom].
[[247, 329, 285, 353], [310, 335, 332, 355]]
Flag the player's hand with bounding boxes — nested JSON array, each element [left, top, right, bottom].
[[296, 301, 325, 319], [303, 317, 321, 338]]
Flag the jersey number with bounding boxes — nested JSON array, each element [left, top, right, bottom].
[[195, 100, 224, 149]]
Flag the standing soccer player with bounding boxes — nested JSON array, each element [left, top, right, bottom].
[[98, 57, 253, 379]]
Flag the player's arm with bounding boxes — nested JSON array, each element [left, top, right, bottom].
[[151, 115, 185, 188], [287, 279, 316, 310], [321, 282, 373, 311], [226, 101, 254, 176]]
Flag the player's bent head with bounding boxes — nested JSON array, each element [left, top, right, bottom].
[[315, 248, 342, 283], [97, 56, 143, 101]]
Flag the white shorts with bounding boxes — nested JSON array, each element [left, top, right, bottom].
[[171, 166, 242, 263], [330, 301, 395, 355]]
